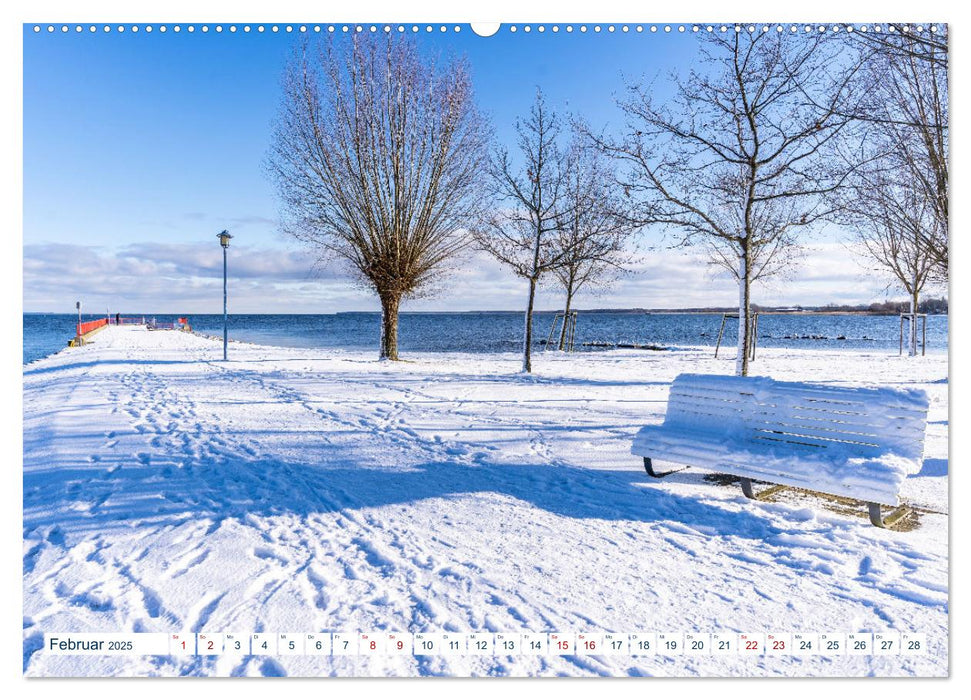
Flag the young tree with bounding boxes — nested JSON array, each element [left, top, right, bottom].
[[267, 34, 489, 360], [840, 165, 941, 356], [852, 27, 948, 279], [550, 135, 637, 350], [592, 30, 857, 375], [827, 26, 947, 356], [475, 90, 570, 373]]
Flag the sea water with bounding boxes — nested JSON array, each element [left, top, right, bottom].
[[23, 312, 949, 365]]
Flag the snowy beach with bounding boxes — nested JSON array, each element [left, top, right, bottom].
[[22, 325, 948, 677]]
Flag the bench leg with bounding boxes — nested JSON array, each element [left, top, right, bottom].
[[868, 502, 911, 529], [739, 478, 787, 501], [643, 457, 686, 479]]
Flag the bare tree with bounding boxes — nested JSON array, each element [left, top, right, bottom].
[[475, 89, 570, 373], [839, 164, 941, 356], [550, 134, 637, 350], [592, 31, 857, 375], [851, 26, 948, 278], [267, 35, 489, 360], [852, 24, 947, 70]]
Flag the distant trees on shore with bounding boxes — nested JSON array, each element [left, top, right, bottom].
[[820, 297, 948, 315]]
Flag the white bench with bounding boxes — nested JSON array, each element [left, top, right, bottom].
[[631, 373, 930, 528]]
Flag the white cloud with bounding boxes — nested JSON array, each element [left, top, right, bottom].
[[22, 238, 938, 314]]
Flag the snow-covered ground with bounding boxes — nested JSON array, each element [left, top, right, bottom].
[[22, 325, 948, 677]]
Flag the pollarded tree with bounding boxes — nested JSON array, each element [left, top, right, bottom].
[[592, 30, 858, 375], [267, 34, 490, 360]]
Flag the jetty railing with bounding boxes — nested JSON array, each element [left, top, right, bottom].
[[77, 318, 108, 336], [147, 317, 192, 331], [71, 315, 191, 347], [69, 317, 109, 347]]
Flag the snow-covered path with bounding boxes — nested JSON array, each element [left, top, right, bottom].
[[23, 326, 948, 676]]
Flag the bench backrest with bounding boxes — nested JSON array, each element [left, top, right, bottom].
[[663, 374, 929, 463]]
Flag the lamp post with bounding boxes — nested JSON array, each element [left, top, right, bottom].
[[75, 300, 81, 345], [217, 230, 233, 360]]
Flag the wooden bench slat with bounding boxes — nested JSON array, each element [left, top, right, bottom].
[[669, 386, 930, 420], [672, 375, 929, 411], [667, 385, 928, 432], [674, 371, 928, 397], [664, 399, 926, 453], [666, 395, 925, 437]]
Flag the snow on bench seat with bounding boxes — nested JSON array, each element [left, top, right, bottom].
[[631, 373, 929, 508]]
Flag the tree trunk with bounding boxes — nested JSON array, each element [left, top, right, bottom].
[[736, 252, 751, 377], [557, 286, 574, 351], [909, 288, 920, 357], [379, 292, 401, 361], [522, 276, 538, 373]]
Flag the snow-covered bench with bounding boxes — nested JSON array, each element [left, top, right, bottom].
[[631, 374, 930, 528]]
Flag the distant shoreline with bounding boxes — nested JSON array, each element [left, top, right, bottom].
[[24, 309, 949, 317]]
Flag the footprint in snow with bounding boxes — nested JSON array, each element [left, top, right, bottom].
[[252, 546, 290, 565], [259, 658, 287, 677], [23, 632, 44, 673], [46, 527, 65, 546]]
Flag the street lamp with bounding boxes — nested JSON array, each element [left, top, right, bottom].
[[217, 230, 232, 360]]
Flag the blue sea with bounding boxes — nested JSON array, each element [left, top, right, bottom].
[[23, 311, 948, 366]]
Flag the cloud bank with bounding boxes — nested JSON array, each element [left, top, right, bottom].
[[23, 240, 936, 315]]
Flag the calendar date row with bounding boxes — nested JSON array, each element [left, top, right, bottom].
[[43, 632, 926, 657]]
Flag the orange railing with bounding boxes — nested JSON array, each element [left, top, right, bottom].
[[77, 318, 108, 336]]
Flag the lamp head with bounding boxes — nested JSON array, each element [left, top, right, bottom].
[[217, 230, 233, 248]]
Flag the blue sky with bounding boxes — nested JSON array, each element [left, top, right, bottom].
[[23, 23, 925, 314]]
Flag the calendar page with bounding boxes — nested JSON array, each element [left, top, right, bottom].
[[20, 2, 949, 681]]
